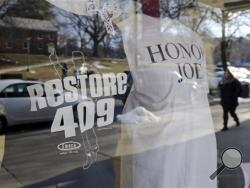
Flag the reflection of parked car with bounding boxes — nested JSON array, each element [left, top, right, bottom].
[[214, 67, 224, 73], [208, 73, 222, 92], [0, 79, 59, 133], [215, 70, 224, 78], [208, 68, 224, 93]]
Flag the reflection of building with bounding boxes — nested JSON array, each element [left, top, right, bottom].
[[0, 17, 57, 55]]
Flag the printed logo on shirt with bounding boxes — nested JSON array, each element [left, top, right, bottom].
[[57, 141, 81, 155]]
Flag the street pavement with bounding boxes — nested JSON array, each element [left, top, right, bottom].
[[0, 99, 249, 188], [210, 98, 250, 188]]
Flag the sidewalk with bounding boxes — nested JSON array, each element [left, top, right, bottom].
[[208, 95, 220, 105], [216, 119, 250, 188], [211, 98, 250, 188], [208, 95, 250, 106]]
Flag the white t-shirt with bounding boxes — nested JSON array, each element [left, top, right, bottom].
[[116, 14, 217, 188]]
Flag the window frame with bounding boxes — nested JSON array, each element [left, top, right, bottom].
[[5, 40, 12, 49], [48, 33, 53, 40], [23, 41, 28, 49], [37, 33, 43, 39], [38, 42, 43, 50], [0, 83, 34, 98]]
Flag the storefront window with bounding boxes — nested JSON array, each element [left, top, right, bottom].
[[0, 0, 250, 188]]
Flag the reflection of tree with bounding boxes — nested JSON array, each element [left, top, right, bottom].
[[214, 37, 250, 64], [0, 0, 14, 19], [102, 30, 125, 58], [0, 0, 53, 20], [178, 2, 250, 69], [220, 10, 250, 68], [59, 11, 107, 57], [160, 0, 194, 19], [57, 34, 79, 56]]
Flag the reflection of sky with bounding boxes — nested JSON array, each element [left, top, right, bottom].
[[201, 13, 250, 38], [207, 22, 250, 38], [53, 1, 250, 41]]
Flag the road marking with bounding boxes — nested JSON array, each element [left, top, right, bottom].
[[0, 135, 5, 168]]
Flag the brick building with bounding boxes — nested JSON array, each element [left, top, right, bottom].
[[0, 17, 57, 55]]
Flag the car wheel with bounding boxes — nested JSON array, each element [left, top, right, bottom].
[[0, 117, 6, 135]]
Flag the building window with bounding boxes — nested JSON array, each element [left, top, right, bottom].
[[5, 41, 12, 48], [48, 33, 53, 40], [38, 33, 43, 39], [38, 43, 43, 50], [23, 41, 28, 49]]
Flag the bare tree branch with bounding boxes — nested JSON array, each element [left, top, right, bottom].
[[0, 0, 15, 19], [57, 9, 107, 56]]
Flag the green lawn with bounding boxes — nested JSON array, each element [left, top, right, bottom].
[[0, 53, 67, 67], [0, 53, 128, 80], [7, 58, 129, 80]]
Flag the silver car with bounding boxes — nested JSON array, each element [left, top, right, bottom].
[[0, 79, 59, 132]]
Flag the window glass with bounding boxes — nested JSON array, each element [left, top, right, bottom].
[[38, 33, 43, 39], [0, 1, 249, 188], [48, 33, 53, 39], [1, 84, 31, 98], [16, 84, 30, 97], [38, 43, 43, 49], [5, 41, 12, 48], [2, 85, 16, 97], [23, 41, 28, 49]]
